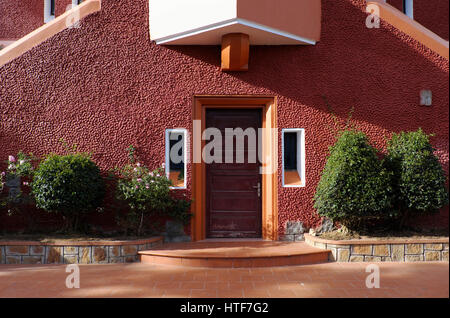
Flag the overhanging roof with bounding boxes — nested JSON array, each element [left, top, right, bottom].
[[149, 0, 321, 45]]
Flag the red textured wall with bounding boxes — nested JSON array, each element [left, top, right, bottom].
[[0, 0, 448, 235], [387, 0, 449, 40], [387, 0, 404, 12], [56, 0, 74, 18], [0, 0, 43, 39], [414, 0, 449, 40]]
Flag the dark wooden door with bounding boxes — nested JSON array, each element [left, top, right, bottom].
[[205, 109, 262, 238]]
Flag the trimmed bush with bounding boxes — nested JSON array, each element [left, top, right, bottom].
[[384, 129, 448, 226], [31, 153, 105, 230], [314, 130, 392, 229]]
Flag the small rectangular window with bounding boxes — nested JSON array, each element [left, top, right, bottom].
[[50, 0, 55, 16], [403, 0, 413, 18], [282, 129, 305, 187], [165, 129, 187, 189], [44, 0, 55, 23]]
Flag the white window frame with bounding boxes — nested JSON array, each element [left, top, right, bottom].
[[281, 128, 306, 188], [44, 0, 55, 23], [404, 0, 414, 19], [165, 128, 187, 189]]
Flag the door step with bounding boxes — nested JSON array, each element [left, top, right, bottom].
[[139, 241, 330, 268]]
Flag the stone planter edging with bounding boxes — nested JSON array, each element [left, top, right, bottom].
[[304, 233, 449, 262], [0, 236, 163, 265]]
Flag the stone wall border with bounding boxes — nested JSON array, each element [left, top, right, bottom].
[[304, 234, 449, 262], [0, 236, 163, 265]]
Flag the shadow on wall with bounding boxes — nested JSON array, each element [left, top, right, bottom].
[[166, 0, 449, 229], [0, 0, 448, 231], [170, 0, 448, 136]]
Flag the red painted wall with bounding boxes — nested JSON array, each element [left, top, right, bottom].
[[0, 1, 77, 40], [0, 0, 448, 234], [387, 0, 404, 12], [56, 0, 75, 18], [387, 0, 449, 40], [0, 0, 43, 39], [414, 0, 449, 40]]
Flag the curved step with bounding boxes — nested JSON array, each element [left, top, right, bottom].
[[139, 241, 330, 268]]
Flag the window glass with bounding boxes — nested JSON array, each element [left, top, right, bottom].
[[282, 129, 305, 187], [50, 0, 55, 16], [166, 129, 186, 188], [403, 0, 413, 18]]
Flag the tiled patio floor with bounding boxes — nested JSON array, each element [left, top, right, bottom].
[[0, 262, 448, 298]]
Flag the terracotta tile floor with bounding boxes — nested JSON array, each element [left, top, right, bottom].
[[0, 262, 447, 298]]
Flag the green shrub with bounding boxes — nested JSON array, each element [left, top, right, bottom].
[[165, 195, 192, 226], [314, 130, 392, 229], [384, 129, 448, 226], [116, 163, 172, 236], [31, 153, 105, 230], [115, 146, 191, 236]]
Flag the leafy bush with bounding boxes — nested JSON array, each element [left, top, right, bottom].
[[31, 153, 105, 230], [165, 195, 192, 226], [115, 147, 191, 236], [384, 129, 448, 227], [314, 130, 392, 229], [1, 152, 37, 230], [5, 152, 34, 179], [1, 152, 35, 198], [116, 163, 171, 235]]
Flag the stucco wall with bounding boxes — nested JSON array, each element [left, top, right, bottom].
[[0, 1, 79, 40], [387, 0, 404, 12], [413, 0, 449, 40], [0, 0, 43, 39], [0, 0, 448, 234], [387, 0, 449, 40], [56, 0, 75, 18]]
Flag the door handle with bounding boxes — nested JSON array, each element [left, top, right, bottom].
[[252, 182, 261, 197]]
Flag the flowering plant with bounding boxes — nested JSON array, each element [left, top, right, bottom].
[[117, 164, 172, 211], [1, 152, 36, 229], [4, 152, 34, 180], [115, 145, 191, 236], [1, 152, 35, 199], [116, 156, 172, 236]]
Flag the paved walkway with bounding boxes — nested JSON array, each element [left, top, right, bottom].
[[0, 262, 448, 298]]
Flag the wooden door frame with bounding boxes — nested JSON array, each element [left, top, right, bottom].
[[192, 96, 278, 241]]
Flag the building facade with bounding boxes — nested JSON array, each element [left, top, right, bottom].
[[0, 0, 448, 240]]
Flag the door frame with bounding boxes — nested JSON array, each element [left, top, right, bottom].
[[192, 96, 278, 241]]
